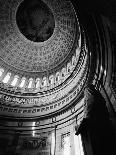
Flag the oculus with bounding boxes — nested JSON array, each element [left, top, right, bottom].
[[0, 0, 78, 73], [16, 0, 55, 42]]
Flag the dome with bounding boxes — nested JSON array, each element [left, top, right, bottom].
[[0, 0, 79, 74], [0, 0, 115, 155], [0, 0, 89, 118]]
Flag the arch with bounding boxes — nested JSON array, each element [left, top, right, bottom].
[[55, 72, 61, 86], [2, 72, 11, 84], [28, 78, 34, 89], [49, 75, 54, 89], [67, 62, 72, 75], [0, 68, 4, 77], [72, 55, 77, 69], [36, 78, 41, 90], [19, 77, 26, 88], [76, 48, 80, 62], [11, 75, 19, 86], [61, 67, 67, 82], [41, 77, 48, 90]]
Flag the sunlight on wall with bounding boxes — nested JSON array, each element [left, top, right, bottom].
[[51, 132, 55, 155], [74, 134, 84, 155], [63, 136, 70, 155]]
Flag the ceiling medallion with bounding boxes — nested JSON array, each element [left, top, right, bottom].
[[0, 0, 78, 73]]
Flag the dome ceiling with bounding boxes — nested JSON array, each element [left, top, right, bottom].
[[0, 0, 78, 73], [0, 0, 89, 119]]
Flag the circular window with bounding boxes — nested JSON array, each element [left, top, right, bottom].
[[16, 0, 55, 42]]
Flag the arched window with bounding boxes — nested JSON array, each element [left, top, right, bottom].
[[55, 72, 61, 85], [72, 55, 77, 68], [11, 75, 19, 86], [0, 68, 4, 77], [28, 78, 33, 89], [2, 72, 11, 84], [76, 48, 80, 62], [42, 77, 48, 90], [67, 62, 72, 74], [19, 77, 26, 88], [61, 67, 67, 82], [49, 75, 54, 88], [36, 78, 41, 89]]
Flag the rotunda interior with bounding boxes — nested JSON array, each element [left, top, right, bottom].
[[0, 0, 116, 155]]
